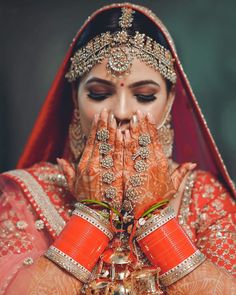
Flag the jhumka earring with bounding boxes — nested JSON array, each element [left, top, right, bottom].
[[69, 108, 86, 161], [157, 113, 174, 159]]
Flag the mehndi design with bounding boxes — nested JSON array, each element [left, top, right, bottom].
[[124, 112, 196, 219], [57, 110, 123, 210]]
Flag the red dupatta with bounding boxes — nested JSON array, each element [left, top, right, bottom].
[[16, 3, 236, 199]]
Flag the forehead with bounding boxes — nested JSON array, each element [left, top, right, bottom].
[[82, 57, 166, 86]]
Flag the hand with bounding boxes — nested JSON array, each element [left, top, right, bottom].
[[57, 109, 124, 210], [167, 260, 236, 294], [6, 256, 82, 294], [123, 111, 195, 219]]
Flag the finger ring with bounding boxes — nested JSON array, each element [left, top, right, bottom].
[[100, 156, 113, 169], [125, 187, 139, 201], [99, 143, 112, 155], [102, 171, 115, 184], [105, 186, 117, 199], [132, 146, 150, 160], [130, 174, 143, 187], [97, 128, 110, 142], [134, 160, 148, 172], [138, 134, 151, 147]]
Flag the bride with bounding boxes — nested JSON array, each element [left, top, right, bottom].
[[0, 3, 235, 294]]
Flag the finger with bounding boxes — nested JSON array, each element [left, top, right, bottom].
[[91, 108, 109, 161], [146, 113, 162, 148], [97, 112, 117, 173], [112, 129, 124, 205], [146, 113, 168, 168], [129, 113, 139, 141], [113, 129, 123, 170], [97, 108, 108, 130], [91, 109, 115, 202], [129, 112, 145, 162], [137, 110, 148, 135], [130, 110, 147, 141], [107, 111, 116, 148], [78, 114, 99, 168], [124, 129, 132, 162], [171, 162, 197, 190], [124, 129, 136, 174], [57, 158, 75, 192], [132, 113, 157, 171]]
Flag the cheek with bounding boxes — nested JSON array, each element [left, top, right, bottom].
[[78, 95, 109, 136], [138, 96, 168, 125], [149, 103, 165, 124], [78, 99, 96, 136]]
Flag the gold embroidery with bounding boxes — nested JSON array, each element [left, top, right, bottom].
[[178, 171, 197, 240], [4, 170, 66, 235]]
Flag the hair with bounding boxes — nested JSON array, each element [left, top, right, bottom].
[[74, 7, 173, 93]]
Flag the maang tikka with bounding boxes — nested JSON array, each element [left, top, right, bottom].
[[69, 108, 86, 161], [66, 7, 176, 83]]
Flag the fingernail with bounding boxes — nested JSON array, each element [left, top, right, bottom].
[[94, 114, 99, 122], [137, 110, 143, 119], [109, 112, 114, 124], [100, 108, 106, 117], [147, 113, 155, 124], [132, 114, 138, 124], [117, 129, 122, 139]]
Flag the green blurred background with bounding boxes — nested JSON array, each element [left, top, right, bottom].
[[0, 0, 236, 182]]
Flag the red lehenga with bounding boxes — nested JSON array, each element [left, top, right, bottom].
[[0, 3, 235, 294]]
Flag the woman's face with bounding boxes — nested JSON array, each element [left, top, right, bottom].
[[77, 57, 175, 136]]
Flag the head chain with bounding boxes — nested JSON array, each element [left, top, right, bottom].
[[66, 7, 176, 83]]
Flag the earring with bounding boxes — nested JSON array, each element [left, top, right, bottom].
[[69, 108, 85, 161], [157, 113, 174, 159]]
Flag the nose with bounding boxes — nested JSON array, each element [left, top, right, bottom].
[[111, 92, 133, 129]]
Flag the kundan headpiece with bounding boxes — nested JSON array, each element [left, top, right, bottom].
[[66, 7, 176, 83]]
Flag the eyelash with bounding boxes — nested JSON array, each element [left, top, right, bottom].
[[87, 91, 157, 102], [135, 94, 157, 102], [87, 91, 110, 101]]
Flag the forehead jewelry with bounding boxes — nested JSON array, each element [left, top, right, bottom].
[[66, 7, 176, 83], [107, 7, 135, 77]]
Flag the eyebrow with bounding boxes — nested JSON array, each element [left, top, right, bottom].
[[85, 77, 160, 88]]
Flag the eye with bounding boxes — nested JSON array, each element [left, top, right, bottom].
[[87, 90, 111, 101], [135, 93, 157, 102]]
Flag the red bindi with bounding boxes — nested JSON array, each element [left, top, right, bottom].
[[120, 82, 124, 87]]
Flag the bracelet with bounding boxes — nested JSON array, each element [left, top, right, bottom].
[[45, 246, 91, 282], [136, 206, 205, 286], [159, 250, 205, 286], [45, 203, 113, 283]]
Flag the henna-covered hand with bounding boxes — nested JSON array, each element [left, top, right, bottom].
[[166, 260, 236, 294], [6, 256, 82, 295], [57, 109, 123, 209], [123, 111, 196, 219]]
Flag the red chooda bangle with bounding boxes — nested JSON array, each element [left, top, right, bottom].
[[135, 207, 205, 286], [45, 202, 113, 283]]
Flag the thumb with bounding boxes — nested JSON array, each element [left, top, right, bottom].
[[171, 162, 196, 191]]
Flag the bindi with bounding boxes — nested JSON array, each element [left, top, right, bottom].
[[120, 82, 125, 87]]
